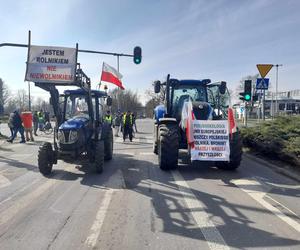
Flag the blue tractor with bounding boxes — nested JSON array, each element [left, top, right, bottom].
[[153, 74, 242, 170], [36, 66, 113, 175]]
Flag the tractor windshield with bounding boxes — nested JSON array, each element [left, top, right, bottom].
[[64, 95, 96, 120], [172, 84, 207, 119]]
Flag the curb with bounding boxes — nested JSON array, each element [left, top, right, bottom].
[[244, 152, 300, 183]]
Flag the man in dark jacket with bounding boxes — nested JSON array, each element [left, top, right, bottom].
[[33, 111, 38, 136], [7, 110, 25, 143], [122, 111, 133, 142]]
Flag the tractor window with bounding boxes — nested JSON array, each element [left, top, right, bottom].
[[172, 85, 207, 119], [207, 85, 230, 118], [65, 96, 89, 119]]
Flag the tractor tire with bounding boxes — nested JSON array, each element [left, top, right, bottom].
[[158, 123, 179, 170], [153, 142, 158, 155], [94, 140, 104, 173], [215, 131, 243, 170], [38, 142, 53, 176], [104, 128, 113, 161]]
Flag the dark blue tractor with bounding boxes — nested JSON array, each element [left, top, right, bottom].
[[153, 74, 242, 170], [36, 66, 113, 175]]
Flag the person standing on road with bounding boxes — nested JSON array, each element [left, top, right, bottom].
[[113, 110, 121, 137], [38, 110, 44, 131], [7, 110, 25, 143], [131, 112, 138, 133], [7, 112, 15, 138], [33, 111, 38, 136], [21, 111, 34, 142], [104, 110, 112, 126], [123, 111, 133, 142]]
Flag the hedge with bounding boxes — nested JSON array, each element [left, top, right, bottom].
[[241, 116, 300, 166]]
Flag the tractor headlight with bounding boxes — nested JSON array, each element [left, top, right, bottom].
[[58, 130, 65, 143], [69, 130, 78, 143]]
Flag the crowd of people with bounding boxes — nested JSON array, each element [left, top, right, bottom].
[[5, 109, 50, 143], [1, 109, 138, 144], [104, 110, 138, 142]]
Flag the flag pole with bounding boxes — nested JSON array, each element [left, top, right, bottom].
[[117, 55, 120, 111]]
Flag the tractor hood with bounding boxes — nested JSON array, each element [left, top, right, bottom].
[[59, 116, 89, 130]]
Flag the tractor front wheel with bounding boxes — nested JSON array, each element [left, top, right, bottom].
[[158, 123, 179, 170], [38, 142, 54, 176], [104, 128, 113, 161], [94, 140, 105, 173]]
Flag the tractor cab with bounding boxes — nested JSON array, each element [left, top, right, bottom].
[[154, 78, 230, 121], [57, 89, 111, 154]]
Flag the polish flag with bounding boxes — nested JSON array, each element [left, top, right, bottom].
[[100, 62, 124, 89]]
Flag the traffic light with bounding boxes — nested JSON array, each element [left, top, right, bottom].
[[244, 80, 252, 101], [133, 46, 142, 64], [239, 92, 246, 101]]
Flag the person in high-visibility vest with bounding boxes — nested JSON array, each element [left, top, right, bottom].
[[104, 110, 112, 126], [123, 111, 133, 142]]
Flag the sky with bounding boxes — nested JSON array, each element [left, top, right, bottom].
[[0, 0, 300, 104]]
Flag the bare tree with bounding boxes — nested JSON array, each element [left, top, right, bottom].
[[144, 81, 166, 117], [0, 78, 10, 115], [108, 88, 142, 114]]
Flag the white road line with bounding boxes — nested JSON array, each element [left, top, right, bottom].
[[85, 189, 114, 248], [0, 172, 64, 226], [0, 174, 11, 188], [139, 152, 154, 155], [232, 178, 300, 233], [172, 171, 229, 250]]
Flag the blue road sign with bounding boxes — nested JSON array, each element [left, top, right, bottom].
[[256, 78, 269, 90]]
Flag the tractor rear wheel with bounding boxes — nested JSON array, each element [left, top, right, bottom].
[[215, 131, 242, 170], [38, 142, 53, 176], [104, 128, 113, 161], [158, 123, 179, 170], [95, 140, 105, 173]]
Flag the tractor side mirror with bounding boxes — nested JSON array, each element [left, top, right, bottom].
[[106, 96, 112, 106], [154, 81, 161, 93], [219, 81, 227, 95]]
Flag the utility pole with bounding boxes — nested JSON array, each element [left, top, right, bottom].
[[117, 55, 120, 111], [275, 64, 283, 115], [28, 81, 31, 111]]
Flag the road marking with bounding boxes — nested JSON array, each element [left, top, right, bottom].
[[0, 174, 11, 188], [139, 152, 153, 155], [0, 172, 64, 226], [85, 189, 114, 248], [172, 171, 229, 250], [232, 178, 300, 233]]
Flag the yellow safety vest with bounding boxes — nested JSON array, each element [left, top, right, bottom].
[[123, 113, 133, 125], [105, 115, 112, 124]]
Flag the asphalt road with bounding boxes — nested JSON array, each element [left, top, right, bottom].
[[0, 119, 300, 250]]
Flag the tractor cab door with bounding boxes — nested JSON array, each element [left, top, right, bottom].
[[207, 84, 231, 119]]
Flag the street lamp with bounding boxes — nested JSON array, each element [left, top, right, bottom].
[[275, 64, 283, 115]]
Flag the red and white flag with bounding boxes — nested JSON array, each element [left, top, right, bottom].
[[100, 62, 124, 89]]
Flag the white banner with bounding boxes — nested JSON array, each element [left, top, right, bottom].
[[191, 120, 230, 161], [25, 45, 76, 83]]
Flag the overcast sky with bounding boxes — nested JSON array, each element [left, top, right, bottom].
[[0, 0, 299, 103]]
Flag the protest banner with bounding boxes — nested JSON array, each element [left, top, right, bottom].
[[191, 120, 230, 161], [25, 45, 77, 83]]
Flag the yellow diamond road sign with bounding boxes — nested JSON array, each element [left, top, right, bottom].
[[256, 64, 273, 78]]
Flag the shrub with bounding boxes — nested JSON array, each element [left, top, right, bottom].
[[241, 116, 300, 166]]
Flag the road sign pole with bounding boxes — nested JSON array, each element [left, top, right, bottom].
[[262, 89, 265, 120], [275, 64, 283, 116]]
